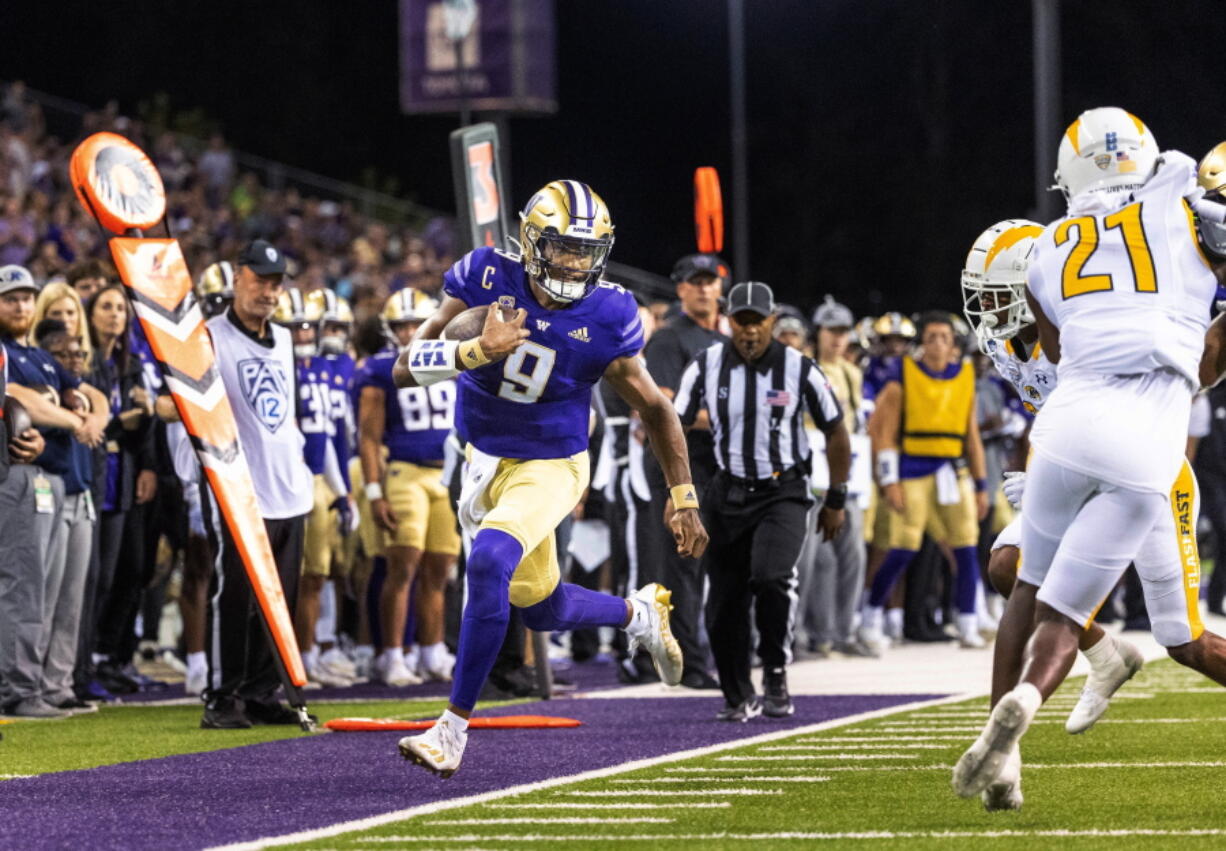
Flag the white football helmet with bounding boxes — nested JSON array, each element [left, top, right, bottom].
[[1054, 107, 1158, 202], [961, 219, 1044, 351]]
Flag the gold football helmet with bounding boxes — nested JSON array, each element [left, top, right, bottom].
[[306, 288, 354, 356], [1199, 142, 1226, 195], [382, 288, 438, 324], [872, 312, 916, 340], [196, 261, 234, 318], [519, 180, 614, 303], [274, 288, 325, 359]]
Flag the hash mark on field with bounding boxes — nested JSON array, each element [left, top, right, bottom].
[[486, 803, 731, 810], [559, 788, 785, 796]]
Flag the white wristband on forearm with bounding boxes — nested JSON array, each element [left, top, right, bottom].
[[876, 449, 900, 486], [407, 339, 460, 386], [364, 481, 384, 501]]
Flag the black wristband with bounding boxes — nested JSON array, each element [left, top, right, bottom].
[[823, 483, 848, 511]]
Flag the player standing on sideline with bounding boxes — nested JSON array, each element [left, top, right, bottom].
[[273, 289, 353, 688], [308, 288, 361, 683], [955, 108, 1226, 801], [358, 289, 460, 686], [391, 180, 707, 777]]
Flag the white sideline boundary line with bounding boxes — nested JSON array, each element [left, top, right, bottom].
[[205, 693, 972, 851], [352, 828, 1226, 842]]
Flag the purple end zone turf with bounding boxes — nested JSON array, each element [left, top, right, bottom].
[[0, 694, 937, 849]]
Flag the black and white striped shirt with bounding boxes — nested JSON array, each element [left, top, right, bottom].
[[674, 340, 843, 480]]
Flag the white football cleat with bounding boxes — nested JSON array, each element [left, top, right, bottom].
[[399, 717, 467, 779], [856, 624, 886, 657], [307, 660, 353, 688], [1066, 638, 1144, 734], [952, 684, 1040, 798], [377, 651, 422, 687], [626, 583, 684, 686], [981, 744, 1023, 812], [320, 647, 358, 680]]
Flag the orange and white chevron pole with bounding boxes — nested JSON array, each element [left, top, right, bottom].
[[69, 133, 312, 728]]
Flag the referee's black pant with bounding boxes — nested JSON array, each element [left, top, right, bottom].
[[202, 486, 304, 705], [703, 472, 811, 708]]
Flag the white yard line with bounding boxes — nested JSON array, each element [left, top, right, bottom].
[[716, 754, 918, 761], [203, 693, 969, 851], [423, 817, 674, 825], [792, 736, 967, 743], [758, 744, 948, 751], [558, 788, 785, 796], [608, 776, 830, 783], [484, 803, 731, 810], [353, 828, 1226, 842]]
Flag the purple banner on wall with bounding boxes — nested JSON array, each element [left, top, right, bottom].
[[399, 0, 557, 115]]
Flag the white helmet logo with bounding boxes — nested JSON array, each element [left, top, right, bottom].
[[266, 247, 277, 262]]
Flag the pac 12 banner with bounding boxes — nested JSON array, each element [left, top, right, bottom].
[[399, 0, 557, 115]]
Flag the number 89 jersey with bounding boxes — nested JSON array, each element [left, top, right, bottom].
[[443, 246, 645, 459], [355, 347, 454, 464], [1027, 151, 1217, 387]]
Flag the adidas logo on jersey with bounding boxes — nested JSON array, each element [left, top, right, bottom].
[[536, 319, 551, 332], [568, 327, 591, 343]]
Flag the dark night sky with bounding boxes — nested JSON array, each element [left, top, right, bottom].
[[7, 0, 1226, 316]]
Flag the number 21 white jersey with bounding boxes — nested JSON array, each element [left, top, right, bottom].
[[1025, 151, 1217, 493]]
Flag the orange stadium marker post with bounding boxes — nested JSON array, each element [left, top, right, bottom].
[[69, 132, 313, 730], [694, 166, 724, 254]]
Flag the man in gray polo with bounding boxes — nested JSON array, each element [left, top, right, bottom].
[[0, 265, 105, 718]]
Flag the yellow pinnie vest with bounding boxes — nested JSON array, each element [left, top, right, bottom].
[[901, 357, 974, 458]]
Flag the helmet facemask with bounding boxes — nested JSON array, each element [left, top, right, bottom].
[[522, 224, 613, 303], [961, 271, 1033, 353]]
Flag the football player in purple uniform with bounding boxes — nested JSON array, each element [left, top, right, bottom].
[[391, 180, 707, 777]]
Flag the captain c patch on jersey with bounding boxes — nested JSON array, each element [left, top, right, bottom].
[[239, 357, 290, 433]]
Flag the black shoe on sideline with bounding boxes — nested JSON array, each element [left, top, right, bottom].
[[680, 669, 720, 690], [244, 699, 312, 726], [715, 696, 762, 723], [762, 667, 795, 718], [95, 663, 140, 695], [201, 697, 252, 729]]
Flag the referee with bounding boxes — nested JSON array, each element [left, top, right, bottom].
[[675, 282, 850, 721]]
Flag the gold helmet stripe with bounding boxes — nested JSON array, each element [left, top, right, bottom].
[[1064, 117, 1082, 155], [983, 224, 1044, 272]]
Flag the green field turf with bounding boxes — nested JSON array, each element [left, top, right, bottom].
[[286, 660, 1226, 850], [0, 697, 489, 778]]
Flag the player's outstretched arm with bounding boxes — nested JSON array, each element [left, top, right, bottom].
[[604, 354, 709, 559], [392, 296, 528, 388]]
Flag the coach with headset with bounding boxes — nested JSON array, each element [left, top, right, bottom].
[[674, 282, 850, 722]]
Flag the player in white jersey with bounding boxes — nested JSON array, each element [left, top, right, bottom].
[[955, 109, 1226, 802]]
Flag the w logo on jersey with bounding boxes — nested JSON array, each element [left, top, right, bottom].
[[238, 358, 289, 433]]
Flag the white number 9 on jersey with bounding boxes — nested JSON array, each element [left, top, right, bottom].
[[498, 341, 556, 404]]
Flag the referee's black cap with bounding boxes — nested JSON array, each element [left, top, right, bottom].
[[237, 240, 287, 276], [725, 281, 775, 317]]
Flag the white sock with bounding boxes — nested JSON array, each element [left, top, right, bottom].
[[625, 597, 651, 638], [421, 642, 445, 670], [1082, 633, 1118, 670], [381, 647, 401, 666], [354, 644, 374, 659], [186, 651, 206, 674], [441, 709, 469, 733], [885, 608, 904, 637], [304, 645, 320, 671], [957, 613, 978, 638], [862, 605, 884, 633], [1010, 682, 1043, 716]]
